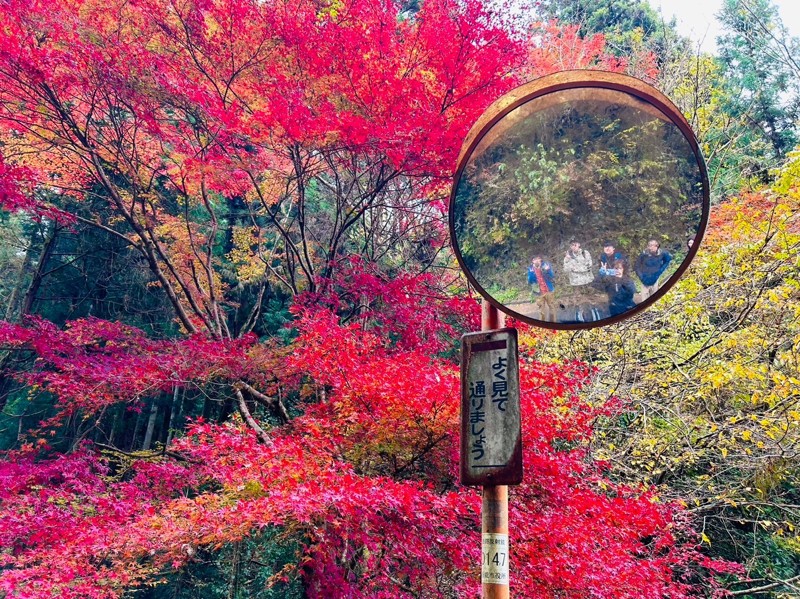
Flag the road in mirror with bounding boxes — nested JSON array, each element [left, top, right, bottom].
[[452, 87, 705, 327]]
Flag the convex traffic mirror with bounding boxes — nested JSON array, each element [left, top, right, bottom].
[[450, 71, 709, 329]]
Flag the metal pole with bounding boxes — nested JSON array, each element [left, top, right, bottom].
[[481, 300, 503, 331], [483, 485, 509, 598], [481, 300, 509, 599]]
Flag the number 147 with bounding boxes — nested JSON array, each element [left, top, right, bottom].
[[484, 551, 506, 567]]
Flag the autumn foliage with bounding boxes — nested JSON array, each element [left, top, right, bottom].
[[0, 306, 736, 598], [0, 0, 742, 596]]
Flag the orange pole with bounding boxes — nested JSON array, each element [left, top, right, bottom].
[[481, 300, 509, 599], [481, 300, 503, 331]]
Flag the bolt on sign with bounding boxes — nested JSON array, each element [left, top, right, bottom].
[[460, 328, 522, 486]]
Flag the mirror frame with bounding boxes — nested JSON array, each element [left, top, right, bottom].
[[449, 70, 710, 330]]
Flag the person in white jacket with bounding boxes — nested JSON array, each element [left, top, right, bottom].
[[563, 240, 594, 287]]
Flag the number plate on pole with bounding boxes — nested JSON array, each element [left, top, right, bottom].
[[460, 328, 522, 486]]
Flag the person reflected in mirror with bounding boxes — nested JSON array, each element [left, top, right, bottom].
[[634, 239, 672, 300], [563, 240, 594, 287], [527, 255, 556, 322], [598, 241, 626, 281], [563, 240, 600, 322], [602, 259, 636, 317]]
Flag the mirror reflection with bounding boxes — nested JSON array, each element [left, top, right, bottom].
[[452, 87, 705, 326]]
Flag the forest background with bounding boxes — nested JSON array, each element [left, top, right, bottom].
[[0, 0, 798, 597]]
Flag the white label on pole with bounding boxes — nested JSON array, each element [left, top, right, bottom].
[[481, 533, 509, 585]]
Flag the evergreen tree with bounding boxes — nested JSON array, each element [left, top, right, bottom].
[[535, 0, 678, 59], [716, 0, 800, 176]]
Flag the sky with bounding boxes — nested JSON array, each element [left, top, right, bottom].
[[650, 0, 800, 53]]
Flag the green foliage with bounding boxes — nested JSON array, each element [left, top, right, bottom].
[[716, 0, 800, 177], [662, 55, 761, 200], [0, 213, 29, 317], [453, 90, 702, 300], [0, 388, 59, 450]]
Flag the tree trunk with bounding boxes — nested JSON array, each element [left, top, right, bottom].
[[228, 540, 242, 599], [4, 245, 32, 320], [130, 407, 143, 451], [19, 224, 58, 318], [165, 386, 184, 447], [106, 404, 120, 446], [159, 386, 180, 446], [142, 398, 159, 451], [218, 397, 235, 423]]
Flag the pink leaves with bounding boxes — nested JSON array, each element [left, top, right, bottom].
[[0, 0, 740, 595], [523, 23, 658, 82], [172, 421, 481, 598], [0, 444, 198, 598], [0, 153, 73, 222], [0, 317, 259, 421], [0, 0, 526, 216], [284, 306, 736, 596], [0, 156, 35, 213], [295, 257, 480, 355], [0, 303, 739, 597]]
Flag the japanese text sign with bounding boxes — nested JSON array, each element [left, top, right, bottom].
[[460, 328, 522, 486]]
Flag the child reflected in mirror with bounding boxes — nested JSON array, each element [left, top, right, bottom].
[[598, 241, 626, 279], [527, 255, 556, 322], [602, 259, 636, 316]]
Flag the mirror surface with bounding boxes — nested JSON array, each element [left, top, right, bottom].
[[452, 86, 706, 327]]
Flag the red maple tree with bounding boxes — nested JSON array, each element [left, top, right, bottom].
[[0, 0, 736, 596]]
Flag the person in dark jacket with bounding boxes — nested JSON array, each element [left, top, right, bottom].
[[602, 259, 637, 317], [527, 255, 556, 322], [634, 239, 672, 299]]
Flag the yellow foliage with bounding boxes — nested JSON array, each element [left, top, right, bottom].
[[528, 183, 800, 563], [228, 226, 267, 283]]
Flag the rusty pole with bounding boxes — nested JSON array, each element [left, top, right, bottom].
[[481, 300, 509, 599]]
